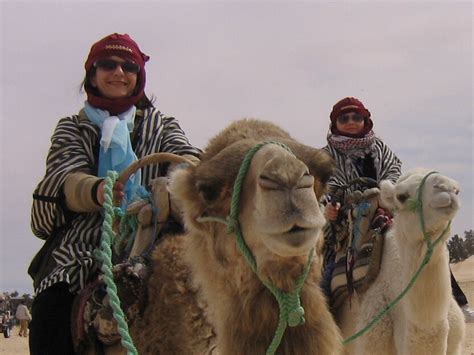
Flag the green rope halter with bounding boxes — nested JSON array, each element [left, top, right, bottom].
[[198, 140, 314, 355], [343, 171, 452, 344], [94, 171, 138, 355]]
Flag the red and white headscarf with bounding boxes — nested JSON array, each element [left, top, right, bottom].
[[84, 33, 150, 115], [329, 97, 373, 138]]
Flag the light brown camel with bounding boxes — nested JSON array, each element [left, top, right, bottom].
[[336, 169, 465, 354], [128, 119, 343, 354]]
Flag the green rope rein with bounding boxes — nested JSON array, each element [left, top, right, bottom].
[[198, 140, 314, 355], [342, 171, 451, 344], [94, 171, 138, 355]]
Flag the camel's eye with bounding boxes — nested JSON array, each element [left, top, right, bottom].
[[396, 193, 410, 203], [197, 181, 222, 203], [297, 174, 314, 189], [259, 175, 279, 190]]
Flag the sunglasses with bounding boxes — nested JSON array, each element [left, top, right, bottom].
[[336, 113, 364, 124], [94, 59, 140, 74]]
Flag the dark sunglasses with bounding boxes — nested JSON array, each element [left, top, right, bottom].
[[336, 113, 364, 124], [94, 59, 140, 74]]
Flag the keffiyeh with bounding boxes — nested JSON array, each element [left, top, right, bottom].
[[84, 101, 140, 205]]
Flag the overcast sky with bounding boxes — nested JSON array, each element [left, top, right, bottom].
[[1, 1, 472, 294]]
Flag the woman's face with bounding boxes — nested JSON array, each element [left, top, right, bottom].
[[90, 56, 138, 99], [335, 112, 365, 135]]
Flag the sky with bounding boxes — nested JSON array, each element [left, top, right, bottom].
[[0, 1, 472, 294]]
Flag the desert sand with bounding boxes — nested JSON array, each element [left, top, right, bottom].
[[1, 256, 473, 354]]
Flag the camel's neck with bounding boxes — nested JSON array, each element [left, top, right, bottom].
[[390, 218, 452, 321]]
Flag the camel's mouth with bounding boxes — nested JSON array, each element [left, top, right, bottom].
[[288, 225, 306, 233], [279, 225, 318, 247], [429, 191, 460, 216], [434, 203, 459, 216]]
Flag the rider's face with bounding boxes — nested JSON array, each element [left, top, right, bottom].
[[335, 112, 365, 135]]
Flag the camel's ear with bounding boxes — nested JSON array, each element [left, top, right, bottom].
[[300, 149, 335, 197], [279, 139, 336, 193], [379, 180, 396, 210], [168, 164, 196, 203], [309, 149, 336, 186]]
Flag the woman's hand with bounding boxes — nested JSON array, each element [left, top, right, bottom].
[[324, 202, 341, 221], [96, 180, 125, 205]]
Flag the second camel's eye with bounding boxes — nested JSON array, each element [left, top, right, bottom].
[[396, 193, 410, 203]]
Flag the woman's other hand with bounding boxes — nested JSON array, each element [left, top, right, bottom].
[[97, 180, 125, 205], [324, 202, 340, 221]]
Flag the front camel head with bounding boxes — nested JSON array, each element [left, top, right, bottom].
[[238, 143, 327, 258], [169, 138, 334, 263]]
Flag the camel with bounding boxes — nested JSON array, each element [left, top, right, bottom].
[[335, 168, 466, 354], [126, 119, 343, 354]]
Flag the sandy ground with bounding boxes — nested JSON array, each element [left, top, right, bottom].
[[1, 256, 473, 354]]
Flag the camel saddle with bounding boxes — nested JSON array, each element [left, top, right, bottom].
[[71, 177, 183, 354], [325, 188, 392, 312]]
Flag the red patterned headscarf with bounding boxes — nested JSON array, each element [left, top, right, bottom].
[[329, 97, 373, 138], [84, 33, 150, 115]]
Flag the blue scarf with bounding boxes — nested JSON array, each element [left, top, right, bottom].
[[84, 101, 141, 207]]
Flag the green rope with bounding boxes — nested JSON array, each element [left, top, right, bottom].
[[198, 140, 313, 355], [94, 171, 138, 355], [343, 171, 452, 344], [113, 210, 128, 255]]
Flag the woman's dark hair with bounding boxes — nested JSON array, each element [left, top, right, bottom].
[[80, 68, 155, 110]]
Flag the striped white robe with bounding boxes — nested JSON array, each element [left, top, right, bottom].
[[322, 136, 402, 266], [323, 136, 401, 195], [30, 107, 201, 295]]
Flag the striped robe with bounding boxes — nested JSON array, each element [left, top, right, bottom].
[[323, 136, 401, 195], [30, 107, 201, 295], [322, 136, 402, 267]]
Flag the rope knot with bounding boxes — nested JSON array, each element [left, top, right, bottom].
[[288, 305, 305, 327], [114, 207, 124, 218]]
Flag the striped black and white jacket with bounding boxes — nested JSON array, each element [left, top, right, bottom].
[[323, 136, 402, 197], [30, 107, 201, 295], [321, 136, 402, 267]]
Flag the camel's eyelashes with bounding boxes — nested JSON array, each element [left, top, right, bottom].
[[296, 175, 314, 189], [396, 193, 410, 204], [259, 175, 279, 190]]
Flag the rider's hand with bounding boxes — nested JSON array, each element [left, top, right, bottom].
[[96, 180, 125, 206], [324, 202, 340, 221]]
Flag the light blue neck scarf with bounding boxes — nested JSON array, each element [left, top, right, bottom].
[[84, 101, 141, 207]]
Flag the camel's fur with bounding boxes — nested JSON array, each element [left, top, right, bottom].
[[336, 168, 465, 355], [130, 119, 343, 354]]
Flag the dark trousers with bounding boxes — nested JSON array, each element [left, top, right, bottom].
[[451, 270, 468, 307], [29, 282, 75, 355]]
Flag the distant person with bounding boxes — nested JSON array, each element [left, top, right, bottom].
[[2, 310, 13, 338], [322, 96, 474, 323], [15, 301, 31, 337], [321, 96, 401, 298], [322, 96, 402, 222], [27, 33, 201, 354], [451, 272, 474, 322]]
